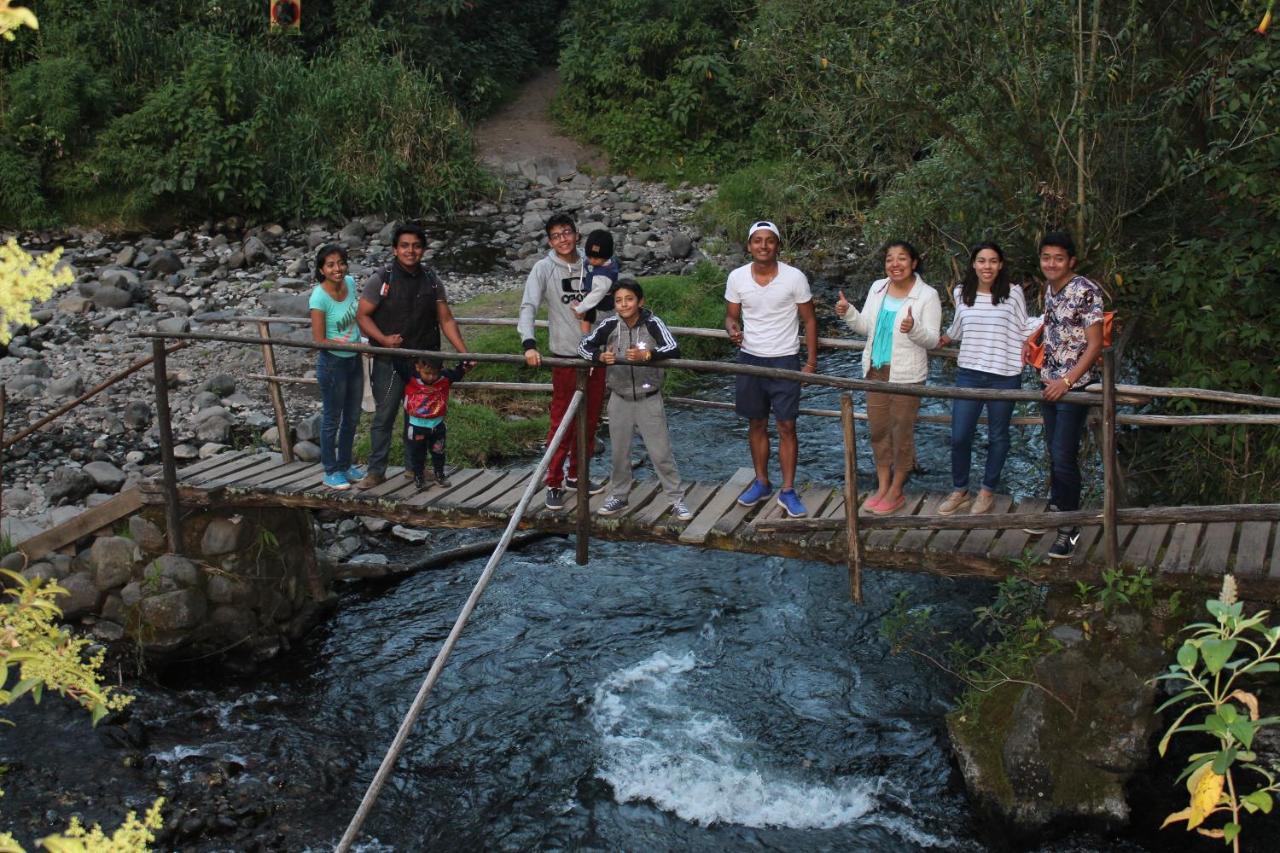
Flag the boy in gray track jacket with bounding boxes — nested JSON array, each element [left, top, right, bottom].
[[577, 280, 692, 521]]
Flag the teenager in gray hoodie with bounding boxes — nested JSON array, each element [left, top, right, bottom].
[[518, 213, 608, 510]]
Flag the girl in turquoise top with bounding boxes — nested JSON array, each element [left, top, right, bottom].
[[309, 244, 365, 489]]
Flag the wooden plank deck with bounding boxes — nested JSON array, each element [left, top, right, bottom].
[[149, 451, 1280, 593]]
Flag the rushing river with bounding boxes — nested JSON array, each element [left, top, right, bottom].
[[6, 297, 1166, 851]]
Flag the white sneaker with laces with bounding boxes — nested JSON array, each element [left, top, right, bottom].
[[671, 500, 693, 522]]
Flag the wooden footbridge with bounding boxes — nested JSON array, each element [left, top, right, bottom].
[[5, 317, 1280, 600], [99, 314, 1276, 602], [158, 447, 1280, 590]]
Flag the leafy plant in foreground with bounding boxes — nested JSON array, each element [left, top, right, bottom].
[[1155, 574, 1280, 850]]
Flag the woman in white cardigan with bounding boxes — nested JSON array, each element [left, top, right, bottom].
[[835, 241, 941, 514]]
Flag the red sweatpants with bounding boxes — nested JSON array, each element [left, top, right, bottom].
[[546, 364, 607, 487]]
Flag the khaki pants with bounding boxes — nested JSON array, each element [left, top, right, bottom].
[[866, 364, 920, 475]]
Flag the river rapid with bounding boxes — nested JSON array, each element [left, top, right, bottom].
[[5, 285, 1178, 851]]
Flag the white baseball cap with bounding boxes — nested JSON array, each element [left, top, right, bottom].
[[747, 220, 781, 241]]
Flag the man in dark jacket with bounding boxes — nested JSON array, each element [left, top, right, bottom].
[[355, 224, 470, 488]]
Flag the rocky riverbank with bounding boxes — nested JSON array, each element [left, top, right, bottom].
[[0, 164, 714, 558]]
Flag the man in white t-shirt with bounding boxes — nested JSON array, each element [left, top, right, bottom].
[[723, 220, 818, 518]]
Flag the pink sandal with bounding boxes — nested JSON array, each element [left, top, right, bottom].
[[862, 494, 886, 513], [870, 494, 906, 515]]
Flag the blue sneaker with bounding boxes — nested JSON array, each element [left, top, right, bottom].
[[737, 479, 772, 507], [323, 472, 350, 491], [344, 465, 366, 482], [776, 488, 807, 518]]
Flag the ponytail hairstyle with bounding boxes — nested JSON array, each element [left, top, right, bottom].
[[314, 244, 349, 282], [960, 241, 1010, 306]]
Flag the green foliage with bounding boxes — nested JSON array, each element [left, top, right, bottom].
[[882, 568, 1062, 724], [695, 159, 855, 251], [0, 569, 131, 725], [1154, 575, 1280, 848], [557, 0, 750, 178], [1098, 567, 1155, 613], [50, 36, 489, 223], [558, 0, 1279, 504], [0, 0, 560, 226]]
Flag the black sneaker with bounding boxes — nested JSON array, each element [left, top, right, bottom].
[[545, 487, 566, 511], [1047, 527, 1080, 560], [434, 471, 451, 488], [413, 474, 429, 490], [1023, 504, 1058, 535], [566, 475, 608, 495]]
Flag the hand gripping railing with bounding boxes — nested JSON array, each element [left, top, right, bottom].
[[334, 388, 585, 853]]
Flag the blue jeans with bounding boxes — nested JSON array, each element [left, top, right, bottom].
[[951, 368, 1022, 491], [316, 352, 364, 474], [1040, 395, 1091, 512]]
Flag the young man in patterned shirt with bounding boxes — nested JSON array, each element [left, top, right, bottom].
[[1024, 231, 1104, 559]]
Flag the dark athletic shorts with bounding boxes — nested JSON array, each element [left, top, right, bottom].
[[735, 352, 801, 422]]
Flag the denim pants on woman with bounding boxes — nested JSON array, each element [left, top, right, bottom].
[[1039, 395, 1091, 511], [951, 367, 1022, 492], [316, 351, 364, 474]]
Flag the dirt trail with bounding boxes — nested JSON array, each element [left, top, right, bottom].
[[472, 68, 607, 172]]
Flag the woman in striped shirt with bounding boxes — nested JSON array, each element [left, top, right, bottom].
[[937, 242, 1028, 515]]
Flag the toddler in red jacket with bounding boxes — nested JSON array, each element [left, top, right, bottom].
[[397, 357, 468, 489]]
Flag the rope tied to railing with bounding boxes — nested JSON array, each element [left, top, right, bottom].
[[333, 389, 585, 853]]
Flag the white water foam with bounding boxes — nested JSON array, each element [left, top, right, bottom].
[[590, 651, 880, 831]]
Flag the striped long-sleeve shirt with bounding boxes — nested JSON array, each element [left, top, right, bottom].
[[945, 285, 1029, 377]]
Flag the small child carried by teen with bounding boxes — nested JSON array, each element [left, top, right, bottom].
[[577, 279, 693, 522], [573, 229, 620, 332], [395, 356, 469, 489]]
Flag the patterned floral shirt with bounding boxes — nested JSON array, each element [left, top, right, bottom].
[[1040, 274, 1103, 388]]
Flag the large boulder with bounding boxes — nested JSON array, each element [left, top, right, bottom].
[[128, 516, 167, 552], [201, 516, 255, 556], [948, 599, 1167, 840], [83, 460, 127, 493], [58, 572, 102, 619], [92, 285, 135, 309], [87, 535, 141, 590], [242, 236, 273, 265], [147, 249, 184, 277], [123, 400, 153, 430], [45, 466, 96, 503], [139, 588, 207, 633]]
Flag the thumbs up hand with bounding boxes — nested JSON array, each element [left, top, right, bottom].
[[899, 305, 915, 333], [835, 290, 850, 317]]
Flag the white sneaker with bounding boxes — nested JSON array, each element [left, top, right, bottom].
[[671, 500, 693, 521], [598, 496, 628, 516]]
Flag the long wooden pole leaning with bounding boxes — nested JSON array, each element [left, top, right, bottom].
[[575, 368, 590, 566], [151, 339, 182, 553], [1101, 349, 1119, 569], [258, 320, 294, 463], [841, 395, 863, 604]]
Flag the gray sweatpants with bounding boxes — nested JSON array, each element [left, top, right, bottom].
[[367, 356, 406, 476], [608, 392, 683, 501]]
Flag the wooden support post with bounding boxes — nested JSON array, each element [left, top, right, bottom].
[[1101, 348, 1119, 570], [574, 367, 590, 566], [151, 339, 182, 553], [258, 320, 294, 463], [841, 395, 864, 604]]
